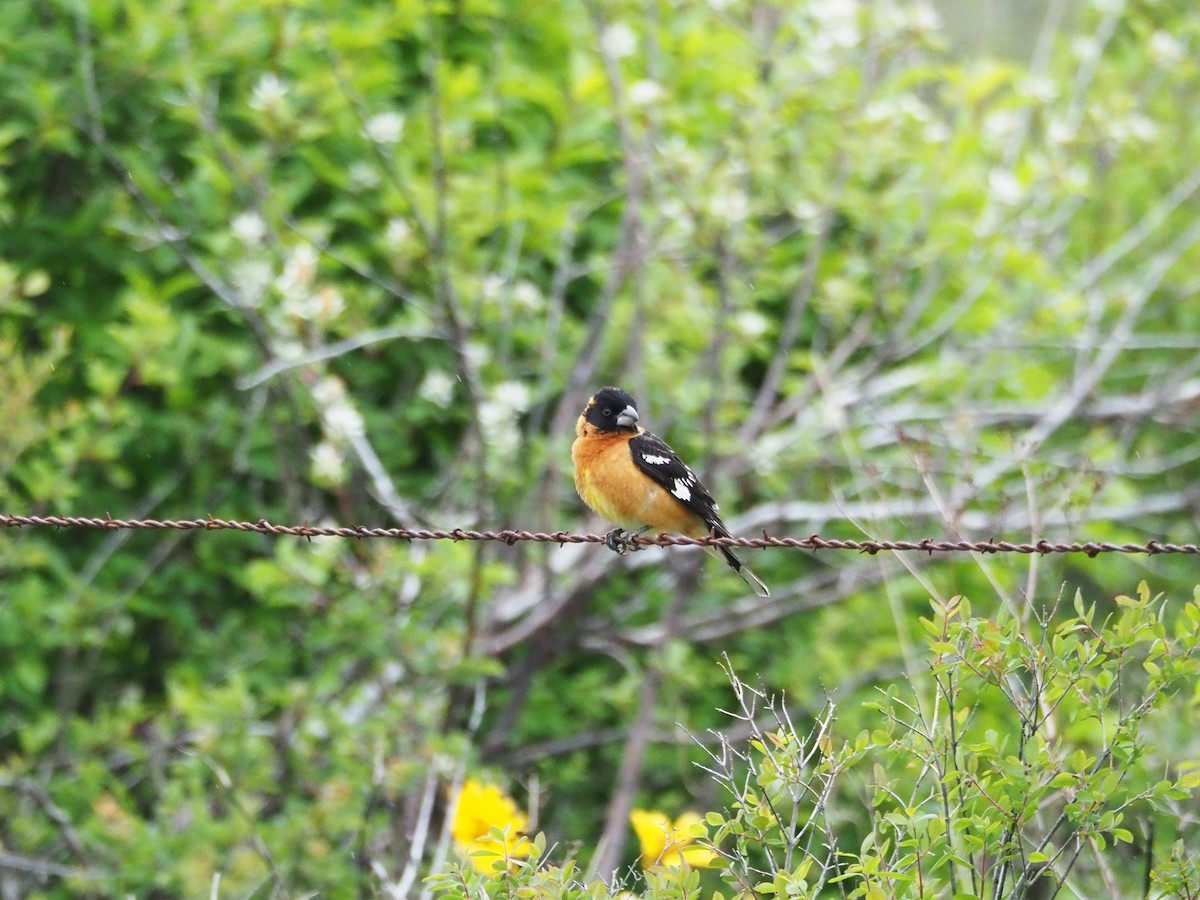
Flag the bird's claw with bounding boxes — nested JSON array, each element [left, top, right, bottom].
[[604, 528, 646, 555]]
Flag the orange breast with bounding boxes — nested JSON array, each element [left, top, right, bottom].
[[572, 423, 707, 535]]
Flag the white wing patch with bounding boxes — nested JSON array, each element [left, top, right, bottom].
[[630, 432, 721, 523]]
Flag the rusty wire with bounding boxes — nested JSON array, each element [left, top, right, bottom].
[[0, 513, 1195, 557]]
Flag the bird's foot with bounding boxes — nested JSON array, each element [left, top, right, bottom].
[[604, 528, 647, 555]]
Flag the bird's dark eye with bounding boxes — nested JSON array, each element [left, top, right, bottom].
[[602, 407, 612, 416]]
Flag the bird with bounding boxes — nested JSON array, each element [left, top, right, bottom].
[[571, 386, 769, 597]]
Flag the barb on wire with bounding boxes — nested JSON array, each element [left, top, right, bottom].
[[0, 513, 1195, 557]]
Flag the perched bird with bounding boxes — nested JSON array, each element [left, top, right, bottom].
[[571, 386, 769, 597]]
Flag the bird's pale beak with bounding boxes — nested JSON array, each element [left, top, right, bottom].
[[616, 405, 639, 428]]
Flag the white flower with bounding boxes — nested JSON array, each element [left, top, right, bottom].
[[274, 339, 305, 361], [385, 218, 412, 249], [1021, 76, 1057, 103], [658, 135, 693, 163], [419, 370, 457, 407], [348, 162, 381, 190], [988, 169, 1022, 205], [863, 98, 898, 124], [276, 244, 319, 299], [311, 285, 345, 321], [923, 120, 951, 143], [805, 46, 838, 77], [1047, 119, 1076, 147], [20, 270, 50, 297], [323, 401, 365, 440], [364, 111, 406, 145], [657, 198, 695, 243], [1124, 114, 1158, 142], [628, 79, 664, 106], [280, 291, 312, 320], [810, 0, 859, 48], [896, 96, 931, 122], [911, 2, 940, 32], [600, 22, 637, 59], [249, 73, 289, 112], [710, 190, 750, 223], [983, 109, 1022, 142], [791, 199, 824, 232], [974, 208, 1001, 239], [477, 382, 533, 456], [751, 431, 793, 475], [232, 259, 274, 308], [312, 376, 347, 408], [512, 280, 542, 310], [278, 273, 341, 323], [811, 0, 858, 21], [463, 341, 491, 372], [1071, 35, 1100, 62], [736, 310, 770, 338], [873, 3, 909, 36], [310, 441, 346, 483], [491, 380, 532, 414], [479, 402, 520, 455], [231, 212, 267, 246], [802, 0, 860, 72], [481, 273, 505, 301], [824, 20, 859, 49], [478, 400, 513, 452], [1148, 30, 1185, 65]]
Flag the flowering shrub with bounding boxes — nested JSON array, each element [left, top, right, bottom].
[[629, 810, 716, 870], [429, 585, 1200, 899], [450, 779, 532, 873]]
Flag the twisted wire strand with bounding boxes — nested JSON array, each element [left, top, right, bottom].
[[1, 513, 1194, 557]]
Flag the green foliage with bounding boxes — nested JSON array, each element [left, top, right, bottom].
[[428, 587, 1199, 899], [1, 0, 1199, 894]]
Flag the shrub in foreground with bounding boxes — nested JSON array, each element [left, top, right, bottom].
[[430, 583, 1200, 899]]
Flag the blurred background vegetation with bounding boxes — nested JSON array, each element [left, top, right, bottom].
[[1, 0, 1198, 896]]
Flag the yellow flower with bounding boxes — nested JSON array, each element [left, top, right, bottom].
[[451, 778, 532, 873], [629, 809, 717, 869]]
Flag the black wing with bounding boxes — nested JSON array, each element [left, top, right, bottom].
[[628, 431, 726, 534], [630, 430, 769, 596]]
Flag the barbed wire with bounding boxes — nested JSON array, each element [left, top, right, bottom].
[[1, 513, 1195, 557]]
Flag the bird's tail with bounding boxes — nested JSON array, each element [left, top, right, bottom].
[[705, 545, 769, 597]]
